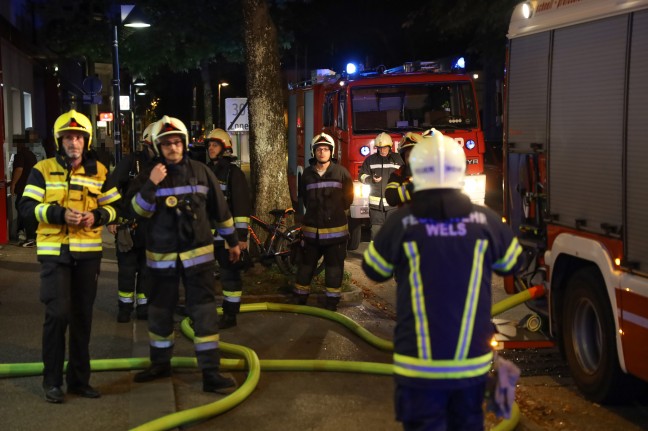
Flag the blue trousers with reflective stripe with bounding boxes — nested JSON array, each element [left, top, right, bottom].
[[395, 381, 486, 431]]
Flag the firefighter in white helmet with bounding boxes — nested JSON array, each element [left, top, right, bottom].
[[19, 109, 121, 403], [205, 128, 251, 329], [358, 132, 403, 239], [385, 132, 422, 207], [362, 129, 524, 430], [293, 132, 354, 311], [129, 115, 240, 394], [107, 121, 157, 323]]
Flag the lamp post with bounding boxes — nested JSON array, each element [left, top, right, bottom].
[[217, 81, 229, 129], [112, 5, 150, 164]]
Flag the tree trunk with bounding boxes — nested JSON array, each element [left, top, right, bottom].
[[201, 59, 214, 131], [242, 0, 291, 223]]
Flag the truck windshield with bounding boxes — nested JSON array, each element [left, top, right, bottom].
[[350, 82, 477, 133]]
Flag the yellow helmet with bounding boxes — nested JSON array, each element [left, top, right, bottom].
[[311, 132, 335, 157], [374, 132, 393, 148], [53, 109, 93, 150], [206, 128, 233, 152], [398, 132, 422, 156], [150, 115, 188, 156]]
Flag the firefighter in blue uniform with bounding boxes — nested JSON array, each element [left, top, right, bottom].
[[130, 116, 240, 393], [108, 122, 156, 322], [359, 132, 403, 239], [294, 133, 354, 311], [205, 128, 251, 329], [20, 110, 120, 403], [362, 129, 524, 430]]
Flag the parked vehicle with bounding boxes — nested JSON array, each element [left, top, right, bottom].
[[504, 0, 648, 403], [287, 59, 487, 249]]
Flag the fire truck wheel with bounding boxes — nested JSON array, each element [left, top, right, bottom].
[[562, 268, 638, 404]]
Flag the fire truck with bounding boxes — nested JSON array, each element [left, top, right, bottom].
[[287, 60, 487, 249], [505, 0, 648, 403]]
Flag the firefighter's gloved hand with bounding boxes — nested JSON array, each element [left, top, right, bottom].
[[117, 226, 134, 253], [486, 355, 520, 419]]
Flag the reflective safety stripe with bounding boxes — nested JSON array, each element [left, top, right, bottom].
[[136, 293, 148, 305], [194, 334, 219, 352], [156, 185, 209, 197], [133, 194, 156, 217], [102, 205, 118, 223], [149, 331, 174, 348], [220, 184, 227, 191], [98, 186, 121, 206], [146, 250, 178, 269], [404, 242, 432, 359], [360, 173, 371, 182], [363, 242, 393, 278], [119, 291, 135, 304], [216, 218, 235, 237], [369, 163, 400, 170], [326, 287, 341, 297], [35, 203, 52, 223], [398, 185, 410, 203], [70, 238, 102, 253], [179, 244, 214, 268], [294, 283, 310, 294], [393, 351, 493, 380], [493, 238, 523, 272], [306, 181, 343, 190], [71, 176, 103, 189], [23, 184, 45, 202], [37, 242, 62, 256], [369, 196, 390, 207], [223, 290, 242, 300], [456, 240, 487, 360], [302, 224, 348, 240]]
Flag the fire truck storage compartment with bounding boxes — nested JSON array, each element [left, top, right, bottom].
[[507, 11, 648, 272]]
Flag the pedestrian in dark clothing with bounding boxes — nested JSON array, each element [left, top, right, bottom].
[[385, 132, 422, 208], [363, 129, 524, 431], [11, 142, 38, 246]]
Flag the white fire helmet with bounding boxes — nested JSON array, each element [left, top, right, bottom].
[[409, 128, 466, 191], [141, 122, 154, 146], [374, 132, 393, 148], [150, 115, 189, 156], [311, 132, 335, 157]]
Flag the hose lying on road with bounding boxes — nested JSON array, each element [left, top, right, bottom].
[[0, 293, 539, 431]]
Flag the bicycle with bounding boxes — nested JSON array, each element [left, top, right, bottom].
[[248, 207, 324, 276]]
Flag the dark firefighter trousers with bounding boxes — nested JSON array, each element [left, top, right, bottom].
[[147, 265, 221, 371], [395, 381, 486, 431], [40, 258, 100, 388], [369, 207, 396, 240], [296, 241, 346, 295], [215, 244, 242, 315], [116, 244, 150, 310]]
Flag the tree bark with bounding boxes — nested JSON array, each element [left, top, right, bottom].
[[242, 0, 291, 222], [201, 59, 214, 131]]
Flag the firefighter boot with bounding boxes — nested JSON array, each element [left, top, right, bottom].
[[325, 296, 340, 312], [136, 304, 149, 321], [292, 293, 309, 305], [117, 303, 133, 323], [202, 369, 237, 394], [219, 301, 238, 329], [133, 362, 172, 383]]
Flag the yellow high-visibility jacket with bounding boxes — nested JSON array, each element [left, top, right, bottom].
[[20, 154, 120, 260]]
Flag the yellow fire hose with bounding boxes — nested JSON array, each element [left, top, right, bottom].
[[0, 288, 542, 430]]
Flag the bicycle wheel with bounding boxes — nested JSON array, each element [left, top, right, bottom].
[[248, 218, 274, 267], [274, 225, 324, 276]]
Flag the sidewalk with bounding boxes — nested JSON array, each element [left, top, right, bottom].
[[0, 233, 399, 431]]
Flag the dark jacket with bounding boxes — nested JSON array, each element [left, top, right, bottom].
[[300, 158, 354, 245], [130, 156, 237, 274], [385, 164, 413, 207], [363, 189, 523, 389], [359, 151, 403, 210], [207, 155, 251, 242]]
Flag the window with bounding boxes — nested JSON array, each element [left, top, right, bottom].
[[337, 91, 347, 131], [23, 92, 33, 129], [323, 92, 334, 127]]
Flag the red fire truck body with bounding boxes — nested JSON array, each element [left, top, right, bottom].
[[505, 0, 648, 403], [288, 62, 487, 248]]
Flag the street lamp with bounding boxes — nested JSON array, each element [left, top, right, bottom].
[[217, 81, 229, 129], [112, 5, 150, 164]]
